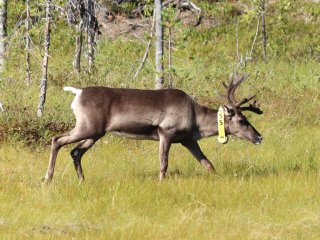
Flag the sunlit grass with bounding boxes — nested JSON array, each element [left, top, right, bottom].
[[0, 124, 319, 239]]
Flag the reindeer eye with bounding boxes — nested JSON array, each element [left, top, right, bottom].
[[238, 119, 245, 125]]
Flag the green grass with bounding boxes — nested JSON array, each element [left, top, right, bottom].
[[0, 123, 319, 239]]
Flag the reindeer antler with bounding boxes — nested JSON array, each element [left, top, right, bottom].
[[240, 100, 263, 114], [221, 72, 263, 115]]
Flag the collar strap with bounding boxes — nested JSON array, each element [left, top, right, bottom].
[[217, 106, 228, 144]]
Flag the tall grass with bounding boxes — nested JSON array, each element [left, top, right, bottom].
[[0, 127, 319, 239]]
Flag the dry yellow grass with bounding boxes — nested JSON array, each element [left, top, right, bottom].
[[0, 123, 319, 239]]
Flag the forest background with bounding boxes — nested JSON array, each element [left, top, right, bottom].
[[0, 0, 319, 239]]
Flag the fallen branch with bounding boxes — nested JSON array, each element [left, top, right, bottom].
[[248, 16, 260, 60], [165, 0, 202, 26], [180, 1, 201, 14], [163, 0, 201, 13], [132, 17, 155, 81], [236, 15, 260, 68]]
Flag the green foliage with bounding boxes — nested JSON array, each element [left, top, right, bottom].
[[162, 4, 175, 25], [201, 1, 237, 19], [143, 0, 154, 17], [99, 0, 153, 17], [1, 0, 320, 144]]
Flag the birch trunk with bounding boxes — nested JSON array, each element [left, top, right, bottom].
[[87, 0, 95, 71], [73, 27, 83, 73], [168, 25, 172, 88], [73, 0, 85, 73], [37, 0, 51, 117], [0, 0, 7, 73], [261, 1, 267, 62], [26, 0, 31, 85], [154, 0, 163, 89]]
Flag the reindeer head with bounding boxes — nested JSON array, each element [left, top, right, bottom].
[[221, 72, 263, 145]]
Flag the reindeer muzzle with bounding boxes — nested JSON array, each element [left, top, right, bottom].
[[254, 135, 263, 145]]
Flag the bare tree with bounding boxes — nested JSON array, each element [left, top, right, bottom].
[[236, 0, 268, 66], [154, 0, 163, 89], [163, 5, 176, 89], [133, 16, 155, 81], [37, 0, 52, 117], [69, 0, 99, 73], [167, 19, 173, 88], [261, 0, 267, 62], [236, 16, 260, 67], [86, 0, 95, 71], [73, 0, 85, 73], [25, 0, 31, 85], [0, 0, 7, 73]]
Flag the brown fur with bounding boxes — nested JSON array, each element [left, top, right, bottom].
[[44, 85, 262, 182]]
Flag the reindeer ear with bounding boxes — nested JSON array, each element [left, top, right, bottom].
[[222, 105, 233, 117]]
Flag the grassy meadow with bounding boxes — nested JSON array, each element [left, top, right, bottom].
[[0, 130, 319, 239], [0, 0, 320, 239]]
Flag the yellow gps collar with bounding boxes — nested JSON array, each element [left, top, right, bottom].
[[217, 106, 228, 144]]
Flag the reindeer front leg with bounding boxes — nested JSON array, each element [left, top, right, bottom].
[[181, 139, 215, 172], [158, 132, 171, 180]]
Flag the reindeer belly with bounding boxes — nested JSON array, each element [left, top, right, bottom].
[[107, 117, 160, 140]]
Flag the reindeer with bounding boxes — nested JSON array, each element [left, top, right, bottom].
[[44, 73, 263, 182]]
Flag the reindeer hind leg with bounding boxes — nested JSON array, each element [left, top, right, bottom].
[[71, 139, 97, 181], [44, 129, 102, 183]]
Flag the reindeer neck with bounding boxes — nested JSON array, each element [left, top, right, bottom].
[[194, 103, 219, 138]]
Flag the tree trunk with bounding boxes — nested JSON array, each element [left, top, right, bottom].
[[261, 1, 267, 62], [26, 0, 31, 85], [168, 25, 172, 88], [37, 0, 51, 117], [73, 0, 85, 73], [74, 27, 83, 73], [0, 0, 7, 73], [154, 0, 163, 89], [87, 0, 95, 71]]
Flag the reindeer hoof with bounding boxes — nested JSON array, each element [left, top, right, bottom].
[[78, 178, 85, 186], [207, 164, 215, 172], [200, 159, 215, 172], [42, 173, 53, 184], [41, 178, 51, 186], [159, 172, 166, 181]]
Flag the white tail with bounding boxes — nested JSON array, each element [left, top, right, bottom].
[[63, 86, 83, 110], [63, 86, 83, 95]]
